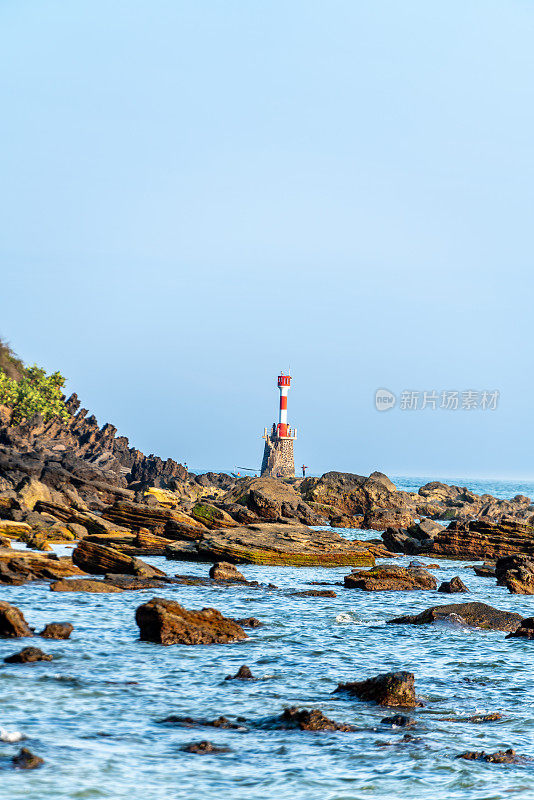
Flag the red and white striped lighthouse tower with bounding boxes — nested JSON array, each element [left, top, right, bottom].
[[261, 372, 296, 477]]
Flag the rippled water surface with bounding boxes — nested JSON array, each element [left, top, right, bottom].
[[2, 477, 534, 800]]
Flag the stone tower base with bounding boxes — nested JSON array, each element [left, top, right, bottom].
[[261, 435, 295, 478]]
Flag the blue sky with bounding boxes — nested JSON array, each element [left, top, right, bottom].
[[1, 1, 533, 478]]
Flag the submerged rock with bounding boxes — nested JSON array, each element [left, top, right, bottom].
[[180, 740, 231, 754], [457, 748, 527, 764], [506, 617, 534, 639], [0, 601, 32, 638], [380, 714, 415, 727], [4, 646, 53, 664], [160, 715, 242, 729], [438, 576, 469, 593], [39, 622, 73, 639], [438, 713, 503, 723], [335, 671, 419, 708], [225, 665, 255, 681], [234, 617, 262, 628], [12, 747, 44, 769], [388, 602, 522, 633], [344, 565, 437, 591], [277, 707, 355, 732], [135, 597, 248, 645], [290, 589, 337, 598]]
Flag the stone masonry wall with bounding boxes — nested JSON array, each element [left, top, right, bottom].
[[261, 434, 295, 478]]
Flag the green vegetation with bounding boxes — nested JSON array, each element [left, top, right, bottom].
[[0, 338, 69, 425]]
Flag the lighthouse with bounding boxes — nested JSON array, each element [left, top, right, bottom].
[[260, 372, 297, 478]]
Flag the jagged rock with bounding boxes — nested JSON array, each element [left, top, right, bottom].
[[180, 740, 231, 754], [50, 578, 124, 593], [335, 671, 418, 708], [223, 477, 322, 525], [473, 563, 496, 577], [495, 555, 534, 594], [135, 597, 248, 645], [344, 565, 437, 591], [301, 472, 416, 530], [277, 707, 355, 731], [431, 518, 534, 559], [506, 617, 534, 639], [39, 622, 73, 639], [457, 748, 526, 764], [0, 601, 32, 637], [102, 500, 205, 537], [388, 602, 522, 632], [12, 747, 44, 769], [438, 577, 469, 593], [0, 550, 84, 581], [4, 646, 53, 663], [166, 522, 379, 567], [72, 539, 166, 578], [209, 562, 246, 582], [291, 589, 337, 598], [225, 665, 255, 680]]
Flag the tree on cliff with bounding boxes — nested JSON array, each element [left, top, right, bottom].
[[0, 338, 69, 425]]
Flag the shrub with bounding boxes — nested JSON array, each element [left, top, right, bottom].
[[0, 342, 69, 425]]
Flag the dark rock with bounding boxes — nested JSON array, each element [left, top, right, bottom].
[[209, 562, 246, 582], [225, 665, 255, 681], [135, 597, 248, 645], [335, 670, 419, 708], [388, 602, 522, 633], [290, 589, 337, 598], [344, 565, 437, 591], [4, 646, 53, 663], [438, 713, 503, 723], [431, 518, 534, 560], [234, 617, 262, 628], [473, 563, 496, 577], [72, 539, 166, 578], [12, 747, 44, 769], [506, 616, 534, 639], [495, 555, 534, 594], [380, 714, 415, 727], [180, 740, 231, 754], [438, 576, 469, 593], [457, 748, 526, 764], [104, 574, 168, 590], [159, 715, 242, 729], [0, 601, 32, 637], [39, 622, 73, 639], [277, 707, 355, 731]]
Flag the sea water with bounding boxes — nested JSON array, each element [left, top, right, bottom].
[[1, 476, 534, 800]]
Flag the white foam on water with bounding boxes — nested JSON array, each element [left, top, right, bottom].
[[0, 727, 24, 742]]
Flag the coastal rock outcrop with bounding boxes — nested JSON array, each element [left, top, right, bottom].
[[0, 601, 32, 637], [335, 671, 418, 708], [438, 577, 469, 593], [50, 578, 124, 593], [72, 539, 166, 578], [225, 665, 255, 680], [222, 477, 322, 525], [12, 748, 44, 769], [388, 602, 522, 632], [343, 565, 437, 591], [506, 617, 534, 639], [165, 522, 383, 567], [135, 597, 248, 645], [39, 622, 73, 639], [209, 562, 246, 582], [495, 555, 534, 594], [457, 748, 526, 764], [430, 518, 534, 560]]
